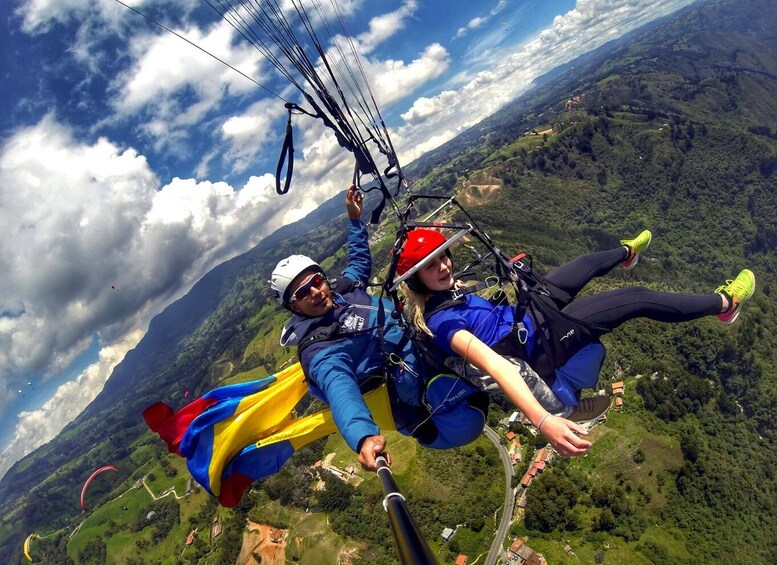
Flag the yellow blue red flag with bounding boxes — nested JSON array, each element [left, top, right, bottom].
[[144, 363, 395, 506]]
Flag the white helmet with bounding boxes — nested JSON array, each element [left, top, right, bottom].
[[270, 254, 322, 306]]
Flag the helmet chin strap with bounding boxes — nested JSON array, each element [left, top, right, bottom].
[[405, 276, 428, 294]]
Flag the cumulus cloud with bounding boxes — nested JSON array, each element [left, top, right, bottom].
[[0, 115, 290, 410], [399, 0, 696, 161], [17, 0, 115, 34], [368, 43, 450, 107], [219, 98, 287, 175], [355, 0, 418, 53], [116, 21, 261, 113], [0, 329, 144, 480], [456, 16, 487, 38], [454, 0, 509, 39]]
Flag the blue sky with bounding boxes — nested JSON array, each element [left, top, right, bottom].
[[0, 0, 699, 479]]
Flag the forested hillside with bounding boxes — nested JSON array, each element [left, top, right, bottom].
[[2, 0, 776, 563]]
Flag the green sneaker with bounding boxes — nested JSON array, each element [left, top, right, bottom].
[[716, 269, 755, 325], [620, 230, 652, 270]]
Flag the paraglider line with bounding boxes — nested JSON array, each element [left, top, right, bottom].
[[112, 0, 287, 102]]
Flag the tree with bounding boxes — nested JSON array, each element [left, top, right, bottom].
[[78, 539, 107, 564], [593, 508, 615, 532], [524, 469, 580, 532], [318, 474, 354, 512]]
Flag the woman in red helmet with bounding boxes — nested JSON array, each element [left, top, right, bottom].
[[396, 228, 755, 456]]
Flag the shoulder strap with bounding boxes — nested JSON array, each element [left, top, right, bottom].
[[329, 276, 359, 294], [423, 277, 500, 319], [296, 322, 342, 356], [424, 290, 465, 319]]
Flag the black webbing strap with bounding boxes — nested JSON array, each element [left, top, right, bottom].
[[276, 103, 296, 195]]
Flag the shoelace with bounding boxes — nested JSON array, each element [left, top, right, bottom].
[[715, 279, 742, 312], [714, 279, 735, 294]]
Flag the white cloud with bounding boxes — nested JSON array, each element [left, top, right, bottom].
[[17, 0, 109, 34], [454, 0, 508, 39], [368, 43, 450, 107], [116, 20, 261, 114], [456, 17, 487, 40], [356, 0, 418, 53], [0, 329, 144, 481], [219, 99, 286, 175], [0, 115, 290, 411], [491, 0, 508, 16]]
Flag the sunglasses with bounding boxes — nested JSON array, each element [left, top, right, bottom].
[[289, 272, 327, 303]]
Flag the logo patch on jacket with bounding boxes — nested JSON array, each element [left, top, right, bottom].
[[341, 311, 365, 333]]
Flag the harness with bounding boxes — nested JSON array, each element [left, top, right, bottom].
[[295, 277, 417, 400], [296, 277, 376, 358], [423, 275, 609, 385], [494, 280, 604, 383]]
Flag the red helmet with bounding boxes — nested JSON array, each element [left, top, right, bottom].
[[396, 228, 447, 275]]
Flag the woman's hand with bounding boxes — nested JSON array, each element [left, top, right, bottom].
[[447, 330, 594, 457], [345, 184, 363, 220], [538, 415, 591, 457]]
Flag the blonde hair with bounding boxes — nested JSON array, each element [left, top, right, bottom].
[[400, 282, 434, 337]]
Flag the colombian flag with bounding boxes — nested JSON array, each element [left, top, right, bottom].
[[143, 363, 396, 506]]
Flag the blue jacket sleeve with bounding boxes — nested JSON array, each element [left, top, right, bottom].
[[307, 346, 380, 452], [341, 219, 371, 285]]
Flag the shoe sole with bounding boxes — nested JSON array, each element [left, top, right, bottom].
[[719, 274, 755, 325], [573, 406, 611, 425], [569, 399, 611, 424], [622, 232, 652, 270]]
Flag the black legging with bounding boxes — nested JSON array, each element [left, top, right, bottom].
[[542, 247, 723, 338]]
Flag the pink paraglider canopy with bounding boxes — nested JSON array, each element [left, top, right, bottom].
[[80, 465, 119, 511]]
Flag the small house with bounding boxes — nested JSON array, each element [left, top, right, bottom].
[[441, 527, 455, 541]]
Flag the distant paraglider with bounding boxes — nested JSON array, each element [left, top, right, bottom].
[[183, 390, 190, 398], [23, 533, 37, 562], [80, 465, 119, 511]]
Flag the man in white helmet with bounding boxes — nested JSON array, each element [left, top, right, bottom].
[[271, 186, 488, 471]]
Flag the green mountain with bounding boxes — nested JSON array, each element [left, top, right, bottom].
[[3, 0, 777, 562]]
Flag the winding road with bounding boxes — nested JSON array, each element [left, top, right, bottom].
[[483, 426, 515, 565]]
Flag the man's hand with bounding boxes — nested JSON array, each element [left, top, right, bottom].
[[358, 435, 389, 471], [345, 184, 363, 220]]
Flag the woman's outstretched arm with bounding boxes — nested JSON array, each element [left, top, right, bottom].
[[449, 329, 592, 457]]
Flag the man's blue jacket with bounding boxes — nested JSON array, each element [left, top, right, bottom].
[[280, 220, 424, 452]]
